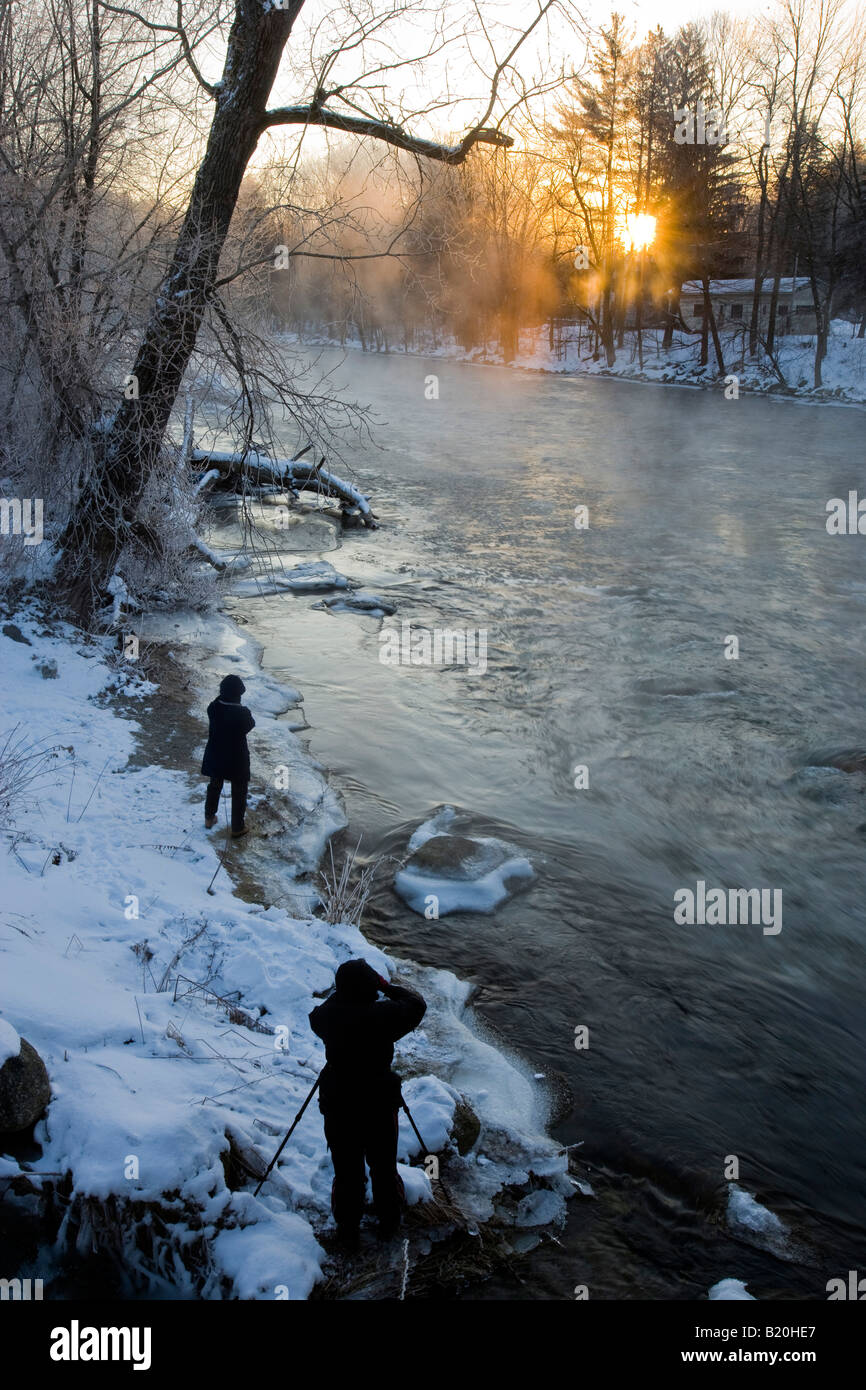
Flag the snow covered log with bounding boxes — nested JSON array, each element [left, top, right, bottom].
[[190, 449, 377, 528]]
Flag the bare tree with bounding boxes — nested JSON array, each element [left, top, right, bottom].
[[55, 0, 565, 615], [0, 0, 213, 553]]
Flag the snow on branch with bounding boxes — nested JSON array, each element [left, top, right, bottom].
[[259, 105, 513, 164], [191, 448, 377, 526]]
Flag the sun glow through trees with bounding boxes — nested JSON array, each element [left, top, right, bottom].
[[615, 211, 658, 252]]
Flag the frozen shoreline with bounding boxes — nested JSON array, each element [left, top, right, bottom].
[[0, 596, 573, 1299], [279, 323, 866, 408]]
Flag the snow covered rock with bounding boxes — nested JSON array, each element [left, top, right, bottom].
[[316, 591, 396, 617], [394, 808, 534, 917], [231, 561, 350, 598], [0, 1032, 50, 1132]]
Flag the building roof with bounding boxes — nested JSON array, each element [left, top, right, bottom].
[[681, 278, 812, 296]]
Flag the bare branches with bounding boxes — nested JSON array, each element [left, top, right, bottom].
[[262, 1, 566, 163], [97, 0, 221, 96]]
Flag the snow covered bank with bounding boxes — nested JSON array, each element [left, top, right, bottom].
[[511, 321, 866, 405], [0, 607, 571, 1298], [282, 322, 866, 406]]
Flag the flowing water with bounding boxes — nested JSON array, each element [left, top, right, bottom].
[[215, 349, 866, 1299]]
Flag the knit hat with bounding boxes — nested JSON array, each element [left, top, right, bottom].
[[334, 959, 379, 1003], [219, 674, 246, 701]]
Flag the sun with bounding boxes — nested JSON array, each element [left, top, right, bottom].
[[616, 212, 657, 252]]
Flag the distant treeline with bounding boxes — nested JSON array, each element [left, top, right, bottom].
[[251, 8, 864, 382]]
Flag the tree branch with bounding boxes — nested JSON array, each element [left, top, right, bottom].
[[259, 103, 513, 163], [97, 0, 219, 96]]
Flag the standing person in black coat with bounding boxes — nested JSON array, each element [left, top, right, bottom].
[[309, 959, 426, 1244], [201, 674, 255, 837]]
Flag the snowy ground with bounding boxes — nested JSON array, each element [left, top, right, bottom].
[[284, 320, 866, 405], [512, 320, 866, 403], [0, 605, 572, 1299]]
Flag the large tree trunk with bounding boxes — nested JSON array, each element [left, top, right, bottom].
[[614, 260, 627, 349], [58, 2, 303, 611], [635, 252, 644, 370], [54, 1, 517, 617]]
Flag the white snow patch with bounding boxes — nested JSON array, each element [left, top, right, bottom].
[[399, 1164, 432, 1206], [397, 1074, 456, 1160], [0, 1018, 21, 1066], [210, 1197, 324, 1300], [709, 1277, 756, 1301]]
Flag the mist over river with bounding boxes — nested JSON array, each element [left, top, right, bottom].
[[214, 349, 866, 1299]]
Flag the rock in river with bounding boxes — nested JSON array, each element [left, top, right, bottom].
[[394, 807, 534, 917], [806, 748, 866, 775]]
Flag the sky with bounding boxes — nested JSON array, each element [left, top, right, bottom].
[[622, 0, 766, 36], [212, 0, 839, 174], [263, 0, 775, 131]]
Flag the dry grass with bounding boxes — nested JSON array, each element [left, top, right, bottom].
[[316, 838, 380, 926], [0, 724, 66, 827]]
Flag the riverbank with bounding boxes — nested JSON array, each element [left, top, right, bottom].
[[280, 322, 866, 406], [0, 592, 574, 1299]]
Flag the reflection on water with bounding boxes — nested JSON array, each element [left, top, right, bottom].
[[215, 350, 866, 1298]]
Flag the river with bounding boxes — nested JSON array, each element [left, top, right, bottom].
[[215, 348, 866, 1300]]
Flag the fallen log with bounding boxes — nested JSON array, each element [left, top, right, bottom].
[[191, 447, 377, 528]]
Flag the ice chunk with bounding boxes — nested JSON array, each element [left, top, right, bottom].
[[709, 1278, 756, 1301], [515, 1189, 565, 1227], [726, 1184, 789, 1257]]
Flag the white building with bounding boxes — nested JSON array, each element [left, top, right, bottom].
[[679, 278, 819, 334]]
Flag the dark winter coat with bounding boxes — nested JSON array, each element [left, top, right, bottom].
[[309, 983, 426, 1114], [200, 699, 255, 781]]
